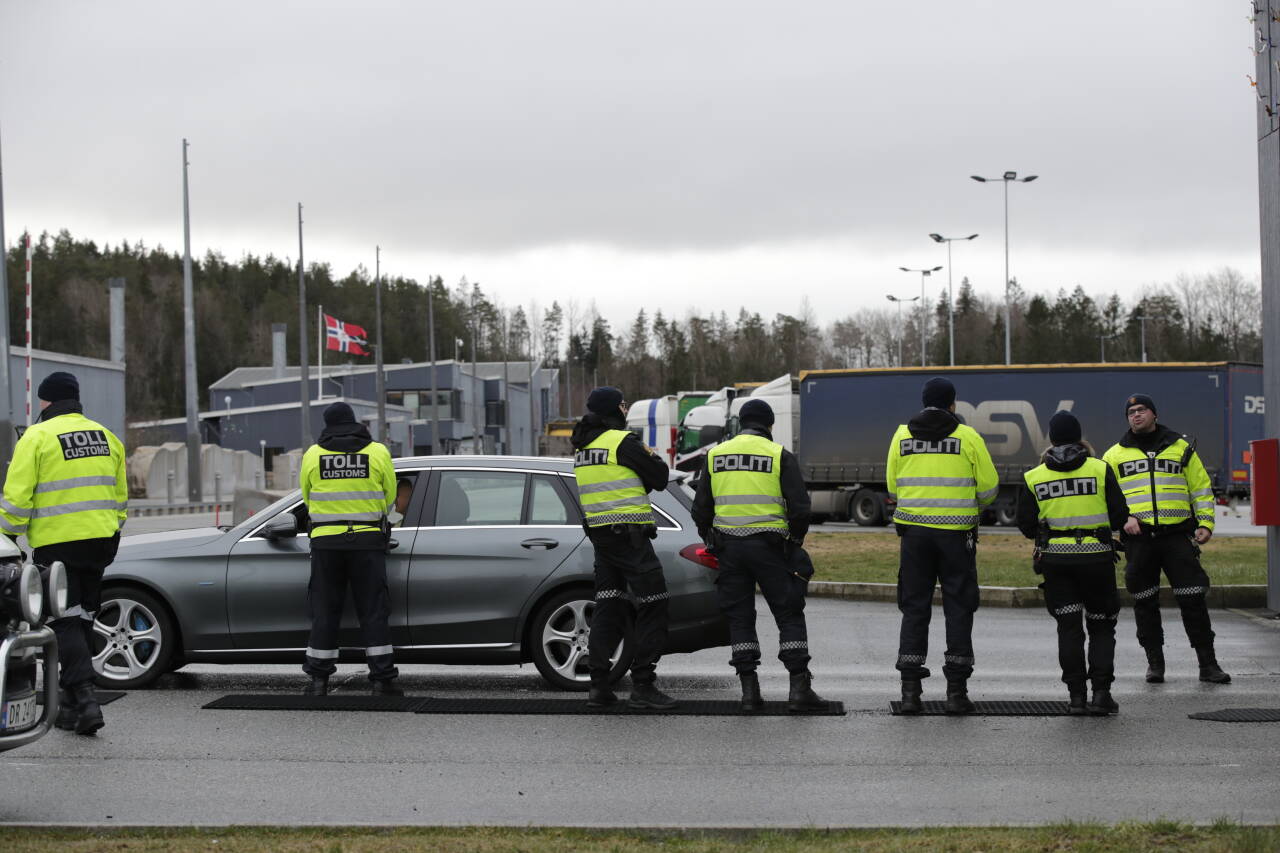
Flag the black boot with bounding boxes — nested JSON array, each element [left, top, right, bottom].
[[71, 682, 104, 736], [1067, 684, 1088, 716], [899, 679, 923, 715], [739, 672, 764, 712], [944, 679, 975, 715], [1196, 647, 1231, 684], [303, 675, 329, 696], [627, 681, 678, 710], [55, 687, 77, 731], [1144, 647, 1165, 683], [586, 683, 618, 708], [370, 679, 404, 696], [787, 672, 827, 713], [1088, 686, 1119, 715]]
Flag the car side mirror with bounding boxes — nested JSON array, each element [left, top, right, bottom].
[[698, 424, 724, 447], [262, 514, 299, 541]]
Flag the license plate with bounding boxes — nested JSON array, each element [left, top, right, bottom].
[[0, 693, 38, 732]]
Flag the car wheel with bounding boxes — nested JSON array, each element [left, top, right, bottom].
[[91, 587, 176, 690], [851, 489, 884, 526], [993, 503, 1017, 527], [530, 588, 634, 692]]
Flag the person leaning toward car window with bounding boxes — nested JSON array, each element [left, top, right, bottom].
[[691, 398, 827, 713], [0, 371, 127, 735], [299, 402, 399, 696], [1016, 411, 1129, 716], [571, 386, 678, 710]]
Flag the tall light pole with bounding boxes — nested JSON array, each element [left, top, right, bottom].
[[1134, 314, 1149, 362], [929, 233, 978, 366], [181, 140, 202, 501], [971, 171, 1038, 365], [885, 293, 920, 368], [898, 266, 942, 367], [0, 121, 13, 462], [1099, 331, 1121, 363]]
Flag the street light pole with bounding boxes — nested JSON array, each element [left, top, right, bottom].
[[929, 233, 978, 366], [971, 172, 1038, 365], [1134, 314, 1149, 362], [885, 293, 920, 368], [898, 266, 942, 367]]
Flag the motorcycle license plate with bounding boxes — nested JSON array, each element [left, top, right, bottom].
[[0, 694, 38, 732]]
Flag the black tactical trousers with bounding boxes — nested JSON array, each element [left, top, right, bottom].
[[587, 526, 669, 685], [715, 535, 811, 675], [1123, 530, 1215, 650], [304, 547, 398, 681], [34, 535, 118, 689], [895, 526, 978, 682], [1040, 560, 1119, 688]]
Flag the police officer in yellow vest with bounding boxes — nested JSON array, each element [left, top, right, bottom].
[[886, 377, 998, 715], [0, 372, 127, 735], [571, 387, 676, 710], [692, 399, 827, 713], [299, 402, 399, 695], [1017, 412, 1129, 715], [1102, 393, 1229, 684]]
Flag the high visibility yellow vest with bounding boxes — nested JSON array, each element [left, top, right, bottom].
[[1102, 437, 1214, 530], [707, 433, 787, 535], [301, 441, 396, 540], [1023, 457, 1112, 555], [886, 422, 998, 531], [0, 412, 128, 548], [573, 430, 654, 527]]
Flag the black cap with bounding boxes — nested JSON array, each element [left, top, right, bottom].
[[586, 386, 624, 416], [1048, 411, 1082, 446], [1124, 394, 1156, 417], [738, 399, 775, 428], [922, 377, 956, 409], [37, 371, 79, 403], [323, 401, 357, 426]]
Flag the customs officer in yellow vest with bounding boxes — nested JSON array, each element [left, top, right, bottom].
[[0, 372, 127, 735], [299, 402, 399, 695], [1016, 412, 1129, 715], [886, 377, 998, 715], [571, 387, 676, 710], [1102, 393, 1229, 684], [691, 399, 827, 713]]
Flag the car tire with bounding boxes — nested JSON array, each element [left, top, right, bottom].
[[91, 587, 176, 690], [529, 587, 634, 692], [851, 489, 884, 527], [993, 503, 1017, 527]]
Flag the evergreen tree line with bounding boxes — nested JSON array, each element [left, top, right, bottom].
[[2, 231, 1262, 422]]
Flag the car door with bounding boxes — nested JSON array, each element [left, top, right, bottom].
[[225, 473, 424, 651], [405, 467, 585, 647]]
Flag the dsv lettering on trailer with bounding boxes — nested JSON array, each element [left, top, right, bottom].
[[57, 430, 111, 460], [574, 448, 610, 466], [899, 437, 961, 456], [1119, 458, 1183, 478], [1034, 478, 1098, 500], [319, 454, 370, 479], [712, 453, 774, 473]]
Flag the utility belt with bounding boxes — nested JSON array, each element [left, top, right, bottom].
[[310, 517, 392, 550], [584, 521, 658, 545], [1034, 525, 1117, 565], [1133, 518, 1196, 538]]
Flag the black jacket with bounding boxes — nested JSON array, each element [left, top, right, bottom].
[[569, 412, 670, 494], [691, 426, 811, 543], [1117, 423, 1184, 455], [1016, 443, 1129, 563], [907, 406, 962, 441], [307, 421, 385, 550]]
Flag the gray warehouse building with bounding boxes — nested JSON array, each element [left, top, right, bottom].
[[9, 346, 126, 439]]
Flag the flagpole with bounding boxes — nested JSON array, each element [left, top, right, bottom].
[[317, 304, 323, 401], [24, 232, 32, 427], [297, 203, 312, 449], [375, 246, 386, 445]]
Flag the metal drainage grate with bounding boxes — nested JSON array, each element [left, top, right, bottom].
[[890, 700, 1072, 716], [413, 698, 846, 716], [1188, 708, 1280, 723], [203, 694, 425, 712]]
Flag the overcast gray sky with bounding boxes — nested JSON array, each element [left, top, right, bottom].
[[0, 1, 1262, 325]]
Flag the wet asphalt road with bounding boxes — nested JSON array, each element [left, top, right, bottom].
[[3, 598, 1278, 827]]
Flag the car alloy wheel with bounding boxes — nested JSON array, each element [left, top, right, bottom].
[[530, 589, 633, 691], [91, 588, 175, 689]]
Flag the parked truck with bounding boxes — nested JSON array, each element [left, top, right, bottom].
[[798, 362, 1264, 526], [674, 375, 800, 476]]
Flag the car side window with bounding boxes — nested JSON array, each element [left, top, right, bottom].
[[528, 475, 576, 525], [434, 471, 526, 526]]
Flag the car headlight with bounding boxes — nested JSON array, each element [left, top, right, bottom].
[[18, 561, 43, 624], [38, 560, 67, 620]]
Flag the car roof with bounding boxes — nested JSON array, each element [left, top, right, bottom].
[[391, 455, 688, 483]]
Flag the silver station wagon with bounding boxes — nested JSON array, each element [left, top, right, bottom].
[[96, 456, 728, 691]]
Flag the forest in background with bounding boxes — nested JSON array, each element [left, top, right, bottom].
[[2, 230, 1263, 422]]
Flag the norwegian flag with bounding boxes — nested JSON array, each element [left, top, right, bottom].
[[325, 313, 370, 355]]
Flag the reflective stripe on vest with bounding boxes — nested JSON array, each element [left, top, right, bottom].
[[1024, 457, 1111, 555], [573, 430, 654, 526], [889, 424, 982, 530], [303, 442, 390, 539], [708, 433, 786, 534], [1103, 439, 1199, 528]]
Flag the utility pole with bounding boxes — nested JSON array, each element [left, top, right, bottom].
[[0, 121, 14, 462], [471, 311, 480, 455], [528, 326, 538, 457], [297, 203, 312, 449], [502, 313, 509, 454], [427, 280, 438, 455], [181, 140, 202, 501], [374, 246, 386, 444], [1135, 314, 1149, 362]]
